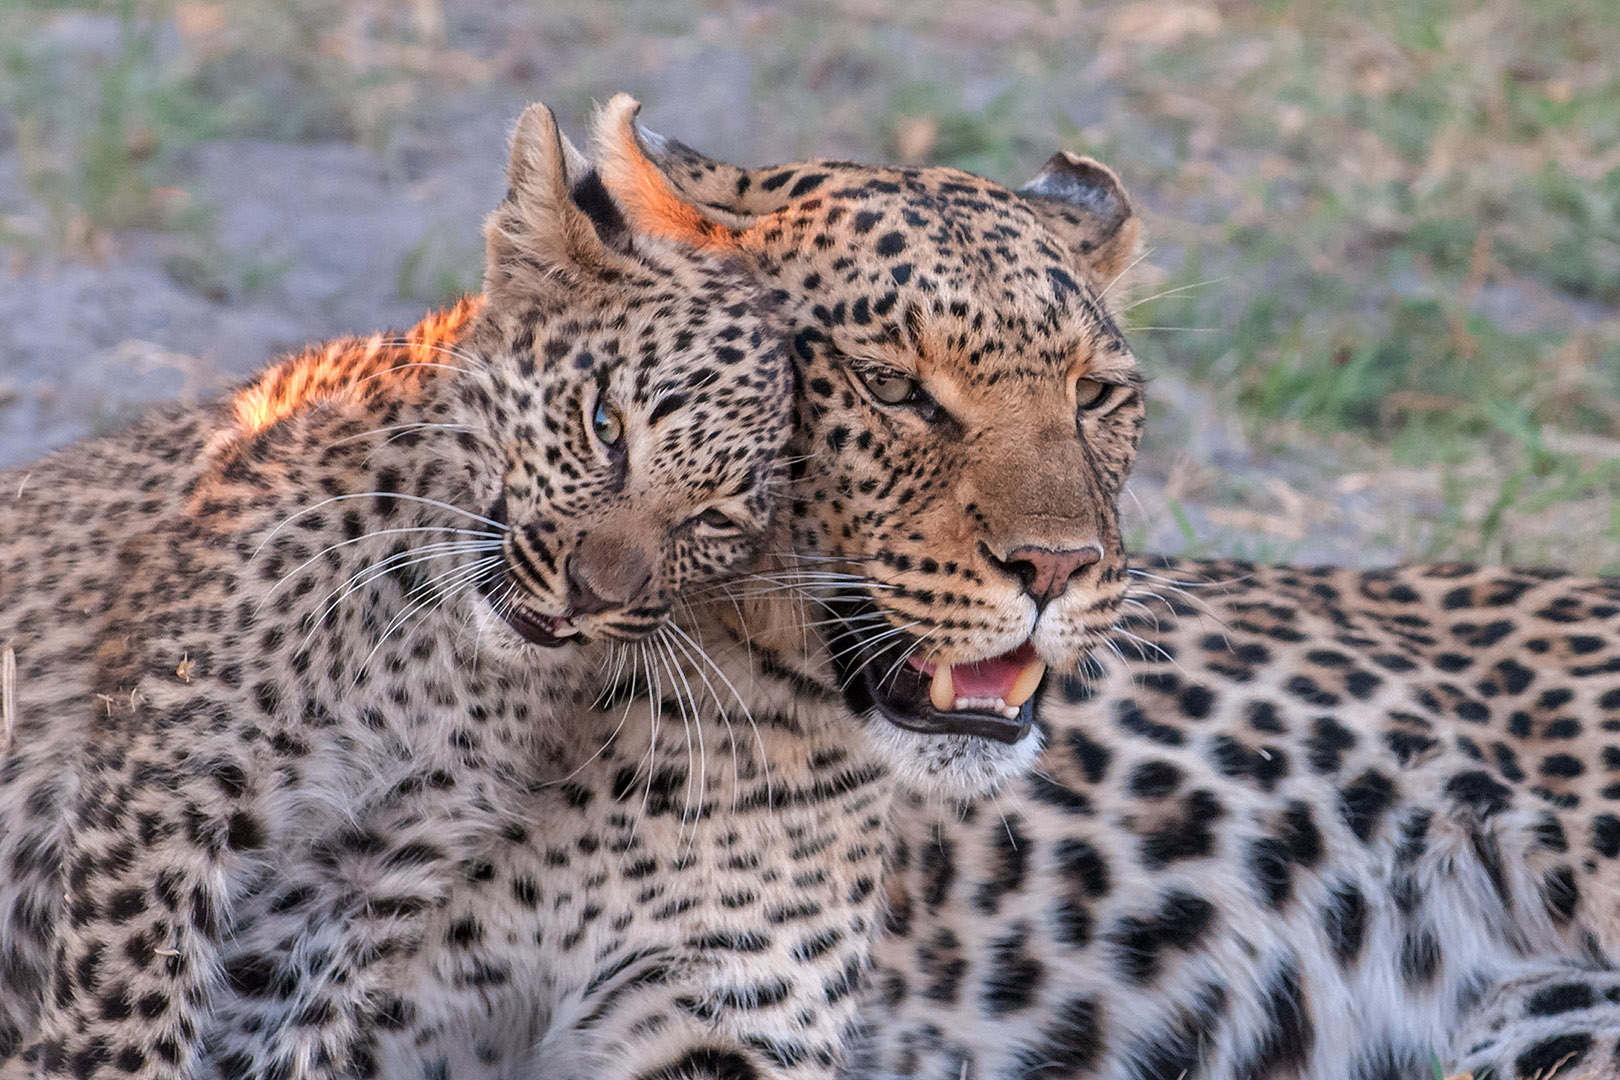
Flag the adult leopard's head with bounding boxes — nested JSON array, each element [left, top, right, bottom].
[[593, 96, 1144, 795], [453, 103, 792, 669]]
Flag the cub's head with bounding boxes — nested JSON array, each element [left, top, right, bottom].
[[454, 104, 792, 668], [593, 96, 1144, 794]]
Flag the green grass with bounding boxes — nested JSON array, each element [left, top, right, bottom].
[[1105, 0, 1620, 570]]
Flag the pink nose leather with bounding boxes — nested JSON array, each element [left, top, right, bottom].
[[1003, 544, 1102, 605]]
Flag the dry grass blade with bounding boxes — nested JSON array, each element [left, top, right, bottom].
[[2, 644, 16, 756]]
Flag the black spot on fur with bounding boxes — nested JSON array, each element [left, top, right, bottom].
[[981, 923, 1045, 1016], [1542, 865, 1579, 924], [635, 1047, 761, 1080], [1594, 814, 1620, 858], [1066, 729, 1113, 783], [1248, 837, 1294, 909], [1514, 1033, 1591, 1079], [1447, 770, 1513, 817], [876, 231, 907, 256], [1305, 717, 1356, 773], [1399, 929, 1440, 987], [1128, 760, 1183, 799], [1121, 982, 1227, 1080], [1110, 890, 1216, 985], [1139, 788, 1224, 868], [1525, 982, 1595, 1016], [1233, 960, 1314, 1080], [1323, 880, 1367, 968], [1339, 770, 1396, 842], [1005, 996, 1105, 1079]]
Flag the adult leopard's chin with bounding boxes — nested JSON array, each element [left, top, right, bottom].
[[858, 713, 1048, 800], [822, 591, 1059, 798]]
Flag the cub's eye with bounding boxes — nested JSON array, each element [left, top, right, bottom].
[[1076, 378, 1115, 411], [692, 508, 741, 532], [592, 399, 625, 448], [859, 370, 922, 406]]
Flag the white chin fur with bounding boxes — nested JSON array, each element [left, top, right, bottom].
[[858, 713, 1045, 800]]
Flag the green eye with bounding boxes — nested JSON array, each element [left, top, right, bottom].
[[860, 370, 920, 405], [592, 398, 624, 447]]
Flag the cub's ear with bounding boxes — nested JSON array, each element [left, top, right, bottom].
[[1017, 152, 1141, 293], [483, 103, 617, 299]]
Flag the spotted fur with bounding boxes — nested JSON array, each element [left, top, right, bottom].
[[367, 97, 1150, 1080], [0, 103, 793, 1080], [857, 558, 1620, 1080]]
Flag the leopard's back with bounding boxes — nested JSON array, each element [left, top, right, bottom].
[[0, 408, 223, 1050], [859, 558, 1620, 1080]]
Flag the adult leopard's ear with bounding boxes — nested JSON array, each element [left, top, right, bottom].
[[1017, 152, 1142, 294], [484, 102, 621, 299], [592, 93, 759, 249]]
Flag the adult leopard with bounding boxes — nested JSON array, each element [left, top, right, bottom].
[[426, 103, 1620, 1080], [0, 103, 795, 1079], [372, 95, 1151, 1080], [858, 558, 1620, 1080], [591, 103, 1620, 1080]]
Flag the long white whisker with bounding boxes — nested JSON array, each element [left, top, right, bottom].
[[652, 628, 702, 839], [256, 491, 506, 556], [323, 421, 477, 451], [1119, 275, 1229, 313], [662, 622, 748, 813], [257, 528, 502, 612], [350, 556, 503, 682], [1097, 244, 1158, 302], [295, 542, 500, 653]]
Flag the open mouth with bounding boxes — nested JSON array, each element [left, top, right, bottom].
[[831, 597, 1045, 744], [476, 569, 583, 649], [500, 604, 581, 648]]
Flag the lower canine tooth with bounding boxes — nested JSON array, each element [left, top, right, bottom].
[[929, 664, 955, 712], [1004, 660, 1047, 708]]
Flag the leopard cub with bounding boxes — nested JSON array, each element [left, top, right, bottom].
[[0, 103, 791, 1080]]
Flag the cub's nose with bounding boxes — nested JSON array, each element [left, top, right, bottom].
[[563, 554, 651, 615], [989, 543, 1103, 607]]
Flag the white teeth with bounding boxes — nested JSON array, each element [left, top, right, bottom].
[[1004, 660, 1047, 709], [929, 664, 955, 712], [551, 620, 580, 638]]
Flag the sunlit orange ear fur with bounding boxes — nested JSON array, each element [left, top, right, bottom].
[[593, 94, 742, 252]]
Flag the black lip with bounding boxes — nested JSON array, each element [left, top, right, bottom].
[[476, 567, 581, 649], [827, 594, 1037, 745], [501, 603, 578, 648]]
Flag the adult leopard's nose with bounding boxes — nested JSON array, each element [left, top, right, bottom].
[[987, 543, 1103, 608]]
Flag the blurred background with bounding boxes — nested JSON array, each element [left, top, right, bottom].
[[1, 0, 1616, 570]]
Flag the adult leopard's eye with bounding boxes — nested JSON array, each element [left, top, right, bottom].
[[1076, 378, 1114, 411], [860, 370, 920, 406], [592, 398, 625, 448], [693, 508, 740, 532]]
